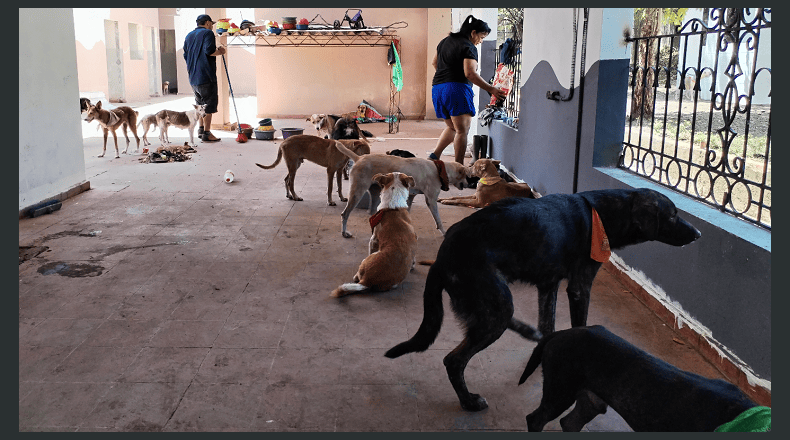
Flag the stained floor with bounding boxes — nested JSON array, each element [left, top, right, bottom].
[[19, 95, 729, 431]]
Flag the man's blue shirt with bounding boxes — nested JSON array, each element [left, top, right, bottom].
[[183, 27, 217, 86]]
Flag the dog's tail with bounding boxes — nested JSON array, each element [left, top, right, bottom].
[[255, 145, 284, 170], [333, 140, 361, 162], [384, 264, 444, 358], [518, 331, 560, 385], [330, 283, 369, 298]]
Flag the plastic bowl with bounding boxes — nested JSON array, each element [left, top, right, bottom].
[[296, 24, 308, 30], [282, 23, 295, 30], [268, 27, 281, 35], [254, 130, 275, 140], [281, 128, 304, 139]]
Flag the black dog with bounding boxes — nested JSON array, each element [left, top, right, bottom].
[[519, 325, 759, 431], [330, 115, 373, 140], [386, 149, 416, 158], [80, 97, 92, 113], [385, 188, 701, 411]]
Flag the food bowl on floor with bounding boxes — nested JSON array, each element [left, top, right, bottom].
[[254, 129, 275, 140], [281, 128, 304, 139]]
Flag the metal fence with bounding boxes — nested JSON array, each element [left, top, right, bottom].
[[621, 8, 771, 229], [493, 40, 522, 124]]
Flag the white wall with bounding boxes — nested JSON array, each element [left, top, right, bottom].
[[19, 8, 87, 212]]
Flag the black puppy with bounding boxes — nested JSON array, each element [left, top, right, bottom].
[[80, 97, 92, 113], [519, 325, 759, 431], [330, 115, 373, 140], [386, 149, 416, 158], [386, 188, 701, 411]]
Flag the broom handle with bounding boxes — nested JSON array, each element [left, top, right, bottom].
[[221, 53, 242, 132]]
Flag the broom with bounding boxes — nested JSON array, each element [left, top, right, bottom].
[[221, 52, 247, 143]]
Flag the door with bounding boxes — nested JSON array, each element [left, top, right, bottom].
[[159, 29, 178, 94]]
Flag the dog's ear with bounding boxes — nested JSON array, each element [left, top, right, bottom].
[[492, 160, 501, 168], [399, 174, 416, 189], [629, 190, 661, 238], [95, 101, 102, 110], [372, 173, 392, 187]]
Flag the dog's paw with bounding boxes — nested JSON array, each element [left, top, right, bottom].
[[460, 394, 489, 412], [294, 197, 303, 201], [328, 201, 336, 206], [342, 231, 353, 238], [340, 196, 348, 202]]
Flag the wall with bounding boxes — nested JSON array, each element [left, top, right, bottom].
[[480, 8, 770, 382], [19, 8, 87, 212], [73, 8, 161, 102], [250, 8, 429, 119]]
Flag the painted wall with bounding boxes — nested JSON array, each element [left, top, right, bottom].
[[481, 8, 770, 381], [73, 8, 161, 102], [19, 8, 87, 211]]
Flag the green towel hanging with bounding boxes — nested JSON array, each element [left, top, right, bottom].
[[391, 42, 403, 92]]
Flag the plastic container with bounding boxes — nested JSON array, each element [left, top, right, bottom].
[[281, 128, 304, 139], [296, 24, 308, 30], [224, 170, 234, 183], [254, 130, 275, 140], [259, 118, 272, 127]]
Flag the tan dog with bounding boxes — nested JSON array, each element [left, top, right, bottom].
[[138, 114, 158, 146], [155, 104, 207, 147], [255, 134, 370, 206], [306, 113, 334, 139], [332, 141, 471, 238], [162, 81, 170, 95], [84, 101, 141, 158], [439, 158, 541, 208], [331, 172, 418, 297]]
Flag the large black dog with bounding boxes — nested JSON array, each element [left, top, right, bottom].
[[519, 325, 760, 432], [385, 188, 701, 411]]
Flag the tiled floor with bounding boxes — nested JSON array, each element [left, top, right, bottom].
[[19, 95, 730, 431]]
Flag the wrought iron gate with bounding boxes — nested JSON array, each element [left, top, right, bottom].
[[621, 8, 771, 229]]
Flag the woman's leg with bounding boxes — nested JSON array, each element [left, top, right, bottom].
[[432, 118, 457, 159], [449, 113, 472, 164]]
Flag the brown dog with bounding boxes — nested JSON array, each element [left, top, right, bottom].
[[255, 134, 370, 206], [439, 158, 541, 208], [85, 101, 141, 158], [333, 141, 471, 238], [331, 172, 418, 297]]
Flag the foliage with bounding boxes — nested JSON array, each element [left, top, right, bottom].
[[497, 8, 523, 44]]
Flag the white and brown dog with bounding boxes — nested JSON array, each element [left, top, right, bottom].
[[155, 104, 206, 147], [332, 141, 471, 238], [331, 172, 418, 298], [306, 113, 334, 139], [84, 101, 141, 158], [138, 114, 159, 147]]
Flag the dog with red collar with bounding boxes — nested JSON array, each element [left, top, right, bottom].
[[331, 172, 417, 298]]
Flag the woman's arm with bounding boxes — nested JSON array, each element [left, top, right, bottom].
[[464, 58, 506, 98]]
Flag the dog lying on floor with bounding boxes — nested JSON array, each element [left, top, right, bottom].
[[519, 325, 762, 432], [84, 101, 141, 158], [332, 141, 470, 238], [385, 188, 701, 412], [138, 114, 158, 146], [307, 113, 375, 140], [438, 158, 541, 207], [155, 104, 206, 147], [331, 172, 418, 298], [255, 134, 370, 206]]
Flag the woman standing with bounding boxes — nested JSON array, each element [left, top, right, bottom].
[[429, 15, 507, 164]]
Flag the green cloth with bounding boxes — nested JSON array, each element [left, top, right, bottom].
[[715, 406, 771, 432], [391, 42, 403, 92]]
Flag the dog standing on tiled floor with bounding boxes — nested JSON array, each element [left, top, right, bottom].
[[84, 101, 141, 158], [331, 172, 418, 298], [255, 135, 370, 206], [386, 188, 702, 412], [519, 325, 763, 432], [155, 104, 206, 147]]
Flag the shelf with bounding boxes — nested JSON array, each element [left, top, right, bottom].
[[226, 28, 398, 48]]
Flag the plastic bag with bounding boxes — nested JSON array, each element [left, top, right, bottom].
[[489, 63, 514, 106]]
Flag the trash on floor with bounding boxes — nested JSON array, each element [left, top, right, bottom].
[[139, 143, 196, 163]]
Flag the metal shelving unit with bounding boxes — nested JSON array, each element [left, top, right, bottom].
[[226, 28, 401, 133]]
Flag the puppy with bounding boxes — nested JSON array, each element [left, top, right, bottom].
[[162, 81, 170, 95], [84, 101, 141, 158], [385, 189, 701, 411], [138, 114, 158, 146], [255, 135, 370, 206], [519, 325, 762, 432], [155, 104, 207, 147], [331, 115, 374, 140], [332, 141, 470, 238], [386, 149, 416, 158], [439, 158, 541, 208], [331, 172, 417, 297]]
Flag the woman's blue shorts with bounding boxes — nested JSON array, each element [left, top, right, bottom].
[[432, 82, 476, 119]]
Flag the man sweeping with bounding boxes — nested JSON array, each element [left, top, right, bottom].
[[184, 14, 224, 142]]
